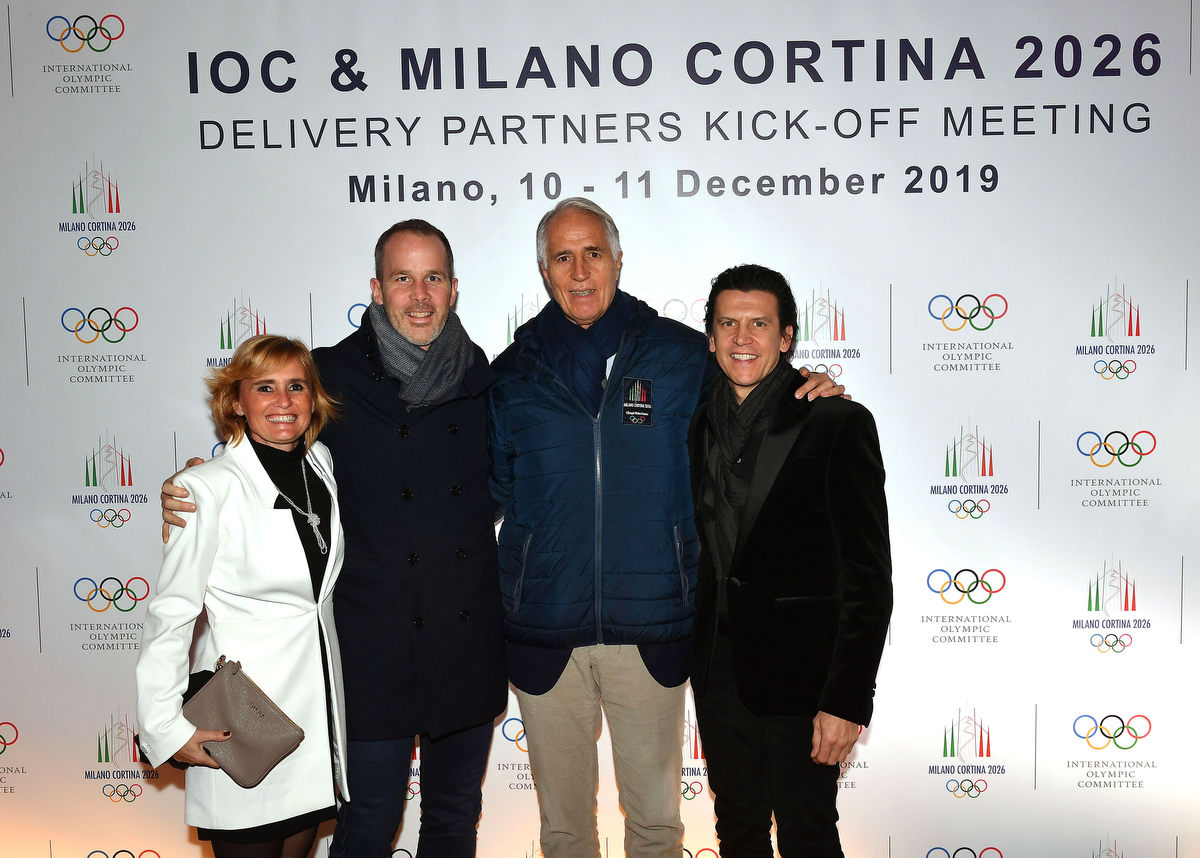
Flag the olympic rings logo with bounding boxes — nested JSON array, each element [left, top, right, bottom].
[[390, 850, 415, 858], [62, 306, 138, 344], [628, 415, 647, 424], [405, 781, 420, 801], [102, 783, 143, 802], [0, 447, 5, 468], [0, 722, 17, 754], [501, 717, 529, 752], [681, 780, 704, 800], [683, 850, 719, 858], [1073, 714, 1151, 750], [46, 14, 125, 52], [1076, 430, 1156, 468], [74, 576, 149, 612], [662, 297, 707, 326], [78, 236, 120, 256], [1090, 633, 1133, 654], [348, 303, 368, 328], [927, 568, 1005, 604], [84, 852, 160, 858], [927, 850, 1003, 858], [1094, 359, 1136, 380], [91, 508, 132, 528], [928, 294, 1008, 331], [945, 778, 987, 798], [948, 499, 990, 519], [803, 363, 842, 379]]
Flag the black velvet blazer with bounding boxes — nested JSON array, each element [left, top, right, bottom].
[[688, 368, 892, 724]]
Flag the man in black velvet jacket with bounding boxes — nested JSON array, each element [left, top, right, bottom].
[[687, 264, 892, 858]]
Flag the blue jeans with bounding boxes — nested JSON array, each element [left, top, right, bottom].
[[328, 720, 494, 858]]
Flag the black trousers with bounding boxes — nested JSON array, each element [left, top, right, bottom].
[[694, 635, 843, 858]]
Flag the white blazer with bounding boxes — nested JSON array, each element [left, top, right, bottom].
[[136, 436, 349, 830]]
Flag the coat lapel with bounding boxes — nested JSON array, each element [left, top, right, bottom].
[[730, 371, 813, 572]]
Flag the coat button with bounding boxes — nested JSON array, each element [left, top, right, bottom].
[[398, 425, 409, 437], [459, 609, 471, 621], [448, 423, 458, 434], [408, 553, 420, 565], [450, 484, 462, 496], [455, 548, 468, 559], [413, 617, 424, 628], [402, 488, 414, 500], [372, 371, 385, 382]]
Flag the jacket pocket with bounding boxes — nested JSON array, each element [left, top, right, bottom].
[[673, 524, 689, 604], [512, 531, 533, 613]]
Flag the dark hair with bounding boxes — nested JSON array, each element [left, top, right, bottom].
[[703, 264, 799, 359], [373, 219, 456, 282]]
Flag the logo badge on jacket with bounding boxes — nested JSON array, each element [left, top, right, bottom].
[[621, 377, 653, 426]]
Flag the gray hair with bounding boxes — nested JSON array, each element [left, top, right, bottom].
[[535, 197, 622, 267]]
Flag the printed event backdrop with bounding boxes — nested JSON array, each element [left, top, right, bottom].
[[1, 1, 1197, 856]]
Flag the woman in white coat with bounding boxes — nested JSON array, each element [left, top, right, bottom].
[[137, 334, 349, 858]]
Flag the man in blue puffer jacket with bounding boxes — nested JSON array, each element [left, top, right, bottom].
[[488, 198, 840, 858]]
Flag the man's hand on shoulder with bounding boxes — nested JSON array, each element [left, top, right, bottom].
[[811, 710, 861, 765], [160, 457, 204, 543], [794, 366, 849, 401]]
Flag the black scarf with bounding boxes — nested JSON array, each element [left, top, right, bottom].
[[368, 301, 475, 406], [536, 290, 637, 416], [701, 359, 794, 578]]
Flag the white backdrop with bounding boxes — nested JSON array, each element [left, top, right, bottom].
[[1, 2, 1197, 857]]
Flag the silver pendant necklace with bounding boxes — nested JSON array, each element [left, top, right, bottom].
[[275, 459, 328, 555]]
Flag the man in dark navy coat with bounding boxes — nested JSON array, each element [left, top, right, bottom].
[[688, 264, 892, 858], [163, 220, 508, 858]]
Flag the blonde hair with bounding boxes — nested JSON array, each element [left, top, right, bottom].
[[207, 334, 337, 448]]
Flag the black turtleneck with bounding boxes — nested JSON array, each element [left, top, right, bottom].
[[246, 436, 332, 600]]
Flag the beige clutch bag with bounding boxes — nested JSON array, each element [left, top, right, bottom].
[[181, 656, 305, 788]]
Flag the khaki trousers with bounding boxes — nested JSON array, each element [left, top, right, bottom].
[[515, 644, 686, 858]]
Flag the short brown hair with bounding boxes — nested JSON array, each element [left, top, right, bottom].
[[207, 334, 338, 448], [374, 219, 456, 282]]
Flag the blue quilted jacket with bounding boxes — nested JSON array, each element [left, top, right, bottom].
[[488, 297, 711, 648]]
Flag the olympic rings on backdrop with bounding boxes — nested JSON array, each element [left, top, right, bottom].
[[91, 508, 131, 528], [683, 850, 720, 858], [1072, 714, 1151, 750], [85, 852, 161, 858], [945, 778, 987, 798], [662, 297, 707, 326], [102, 783, 143, 802], [61, 306, 138, 343], [804, 363, 843, 379], [928, 294, 1008, 332], [78, 236, 119, 256], [1093, 359, 1136, 380], [74, 576, 149, 612], [390, 850, 415, 858], [405, 782, 420, 801], [681, 780, 704, 800], [1075, 430, 1156, 467], [501, 717, 528, 752], [46, 14, 125, 52], [927, 568, 1006, 604], [1089, 633, 1133, 654], [947, 499, 990, 519], [0, 722, 17, 754], [347, 303, 368, 328], [926, 850, 1004, 858]]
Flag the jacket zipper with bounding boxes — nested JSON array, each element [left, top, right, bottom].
[[513, 532, 532, 612]]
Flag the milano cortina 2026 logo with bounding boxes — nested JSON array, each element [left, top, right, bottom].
[[929, 422, 1007, 519], [1070, 558, 1149, 654], [793, 285, 861, 379], [84, 707, 156, 803], [1074, 282, 1158, 380], [70, 433, 148, 527], [928, 707, 1008, 799], [58, 156, 136, 254], [207, 297, 269, 367]]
